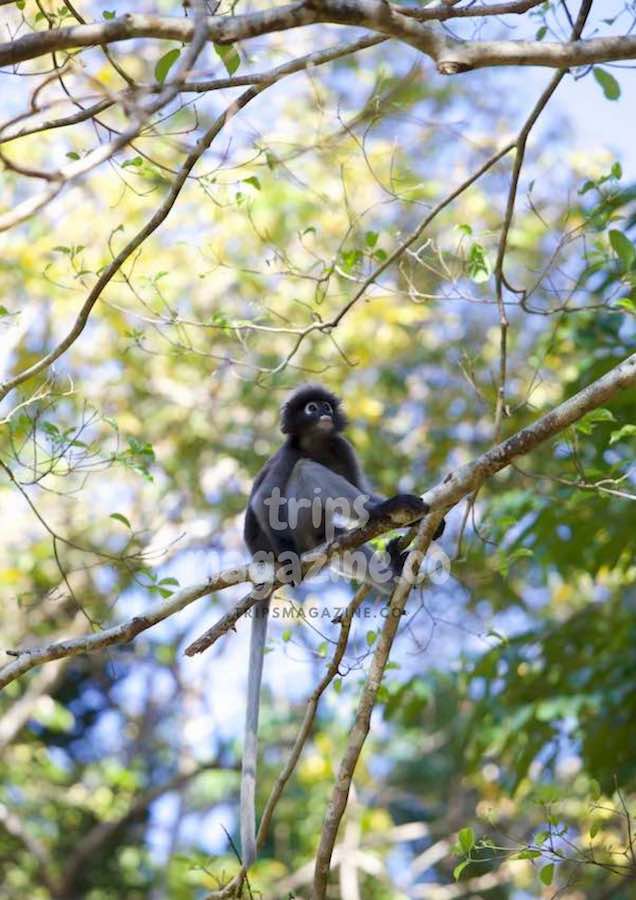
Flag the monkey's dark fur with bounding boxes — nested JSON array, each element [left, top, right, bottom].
[[244, 383, 429, 561], [240, 384, 443, 867]]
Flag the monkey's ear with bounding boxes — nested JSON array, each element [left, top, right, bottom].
[[332, 401, 347, 432], [280, 401, 292, 434]]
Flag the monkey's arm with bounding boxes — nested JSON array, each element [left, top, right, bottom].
[[285, 459, 429, 594], [331, 436, 427, 515]]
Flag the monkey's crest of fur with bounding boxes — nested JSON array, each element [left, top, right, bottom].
[[280, 384, 347, 435]]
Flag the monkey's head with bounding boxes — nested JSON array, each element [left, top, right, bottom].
[[280, 384, 347, 436]]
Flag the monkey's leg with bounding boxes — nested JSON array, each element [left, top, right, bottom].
[[286, 460, 395, 595]]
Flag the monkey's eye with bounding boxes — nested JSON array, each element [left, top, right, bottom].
[[322, 402, 332, 415], [305, 402, 319, 415]]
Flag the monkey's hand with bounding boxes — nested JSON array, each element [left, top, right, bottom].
[[370, 493, 429, 525], [372, 495, 446, 536]]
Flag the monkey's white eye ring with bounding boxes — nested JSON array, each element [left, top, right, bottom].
[[305, 402, 319, 414]]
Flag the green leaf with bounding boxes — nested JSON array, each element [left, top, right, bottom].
[[0, 305, 9, 317], [109, 513, 131, 529], [365, 231, 379, 248], [458, 827, 475, 854], [102, 9, 116, 19], [575, 408, 616, 435], [589, 779, 602, 800], [282, 629, 291, 642], [122, 156, 143, 168], [540, 863, 555, 886], [593, 68, 621, 100], [243, 176, 261, 190], [609, 229, 635, 270], [609, 424, 636, 445], [616, 298, 636, 315], [317, 641, 328, 657], [214, 42, 240, 76], [512, 849, 541, 859], [265, 150, 277, 170], [66, 151, 80, 160], [467, 243, 491, 283], [158, 577, 180, 587], [366, 630, 377, 647], [536, 25, 547, 40], [453, 860, 470, 881], [155, 48, 181, 84]]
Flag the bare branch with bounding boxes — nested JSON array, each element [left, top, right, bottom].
[[313, 512, 445, 897], [399, 0, 546, 21], [257, 587, 369, 849], [0, 6, 441, 69], [0, 574, 235, 690], [1, 5, 636, 75]]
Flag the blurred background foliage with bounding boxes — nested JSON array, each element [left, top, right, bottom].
[[1, 1, 636, 897]]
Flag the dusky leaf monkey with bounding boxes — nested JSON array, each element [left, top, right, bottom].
[[240, 384, 444, 865]]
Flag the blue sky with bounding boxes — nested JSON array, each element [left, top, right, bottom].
[[552, 65, 636, 175]]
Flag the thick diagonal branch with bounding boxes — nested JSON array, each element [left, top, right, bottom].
[[3, 352, 634, 691]]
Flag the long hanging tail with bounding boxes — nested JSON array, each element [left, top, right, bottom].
[[240, 595, 270, 867]]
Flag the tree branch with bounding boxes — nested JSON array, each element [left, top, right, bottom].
[[0, 499, 425, 689], [3, 352, 634, 706], [2, 6, 635, 74], [0, 574, 234, 690], [313, 511, 443, 897]]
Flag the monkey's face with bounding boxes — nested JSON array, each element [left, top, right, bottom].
[[303, 398, 335, 433], [280, 384, 347, 435]]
